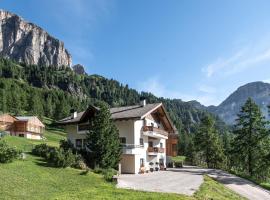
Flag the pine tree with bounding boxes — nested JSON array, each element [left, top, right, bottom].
[[232, 98, 269, 177], [194, 115, 225, 168], [86, 102, 121, 169]]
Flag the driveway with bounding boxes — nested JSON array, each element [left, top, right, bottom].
[[117, 166, 270, 199], [117, 166, 204, 195], [207, 169, 270, 200]]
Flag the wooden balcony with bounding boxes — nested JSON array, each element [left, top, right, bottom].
[[147, 147, 165, 154], [143, 126, 168, 138]]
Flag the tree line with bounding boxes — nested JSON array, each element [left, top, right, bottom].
[[0, 58, 226, 134], [180, 98, 270, 182]]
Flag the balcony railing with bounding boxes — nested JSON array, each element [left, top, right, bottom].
[[147, 147, 165, 153], [143, 126, 168, 137], [121, 144, 143, 149]]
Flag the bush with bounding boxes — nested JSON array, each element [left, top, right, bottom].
[[93, 168, 118, 182], [172, 156, 186, 168], [33, 143, 85, 169], [59, 139, 74, 152], [93, 167, 103, 174], [0, 140, 21, 163], [72, 154, 88, 170], [32, 144, 51, 158], [48, 148, 76, 168], [103, 168, 118, 182]]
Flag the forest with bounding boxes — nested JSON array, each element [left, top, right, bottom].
[[0, 58, 226, 133]]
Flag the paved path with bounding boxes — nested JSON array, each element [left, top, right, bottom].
[[117, 166, 270, 199], [207, 169, 270, 200], [117, 167, 204, 195]]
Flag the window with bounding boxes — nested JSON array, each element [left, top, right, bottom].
[[140, 158, 144, 167], [140, 138, 144, 146], [78, 124, 90, 132], [148, 141, 153, 148], [160, 143, 163, 148], [119, 137, 126, 144], [76, 139, 82, 148]]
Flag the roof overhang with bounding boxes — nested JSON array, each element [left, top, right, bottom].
[[141, 103, 176, 134]]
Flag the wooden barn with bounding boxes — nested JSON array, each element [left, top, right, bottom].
[[0, 114, 45, 140]]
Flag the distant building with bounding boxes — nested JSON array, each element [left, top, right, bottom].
[[0, 114, 45, 140], [58, 100, 178, 174]]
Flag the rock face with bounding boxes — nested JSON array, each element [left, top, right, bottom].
[[0, 10, 72, 67], [72, 64, 87, 75], [208, 82, 270, 124]]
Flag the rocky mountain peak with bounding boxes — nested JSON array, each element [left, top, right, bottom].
[[72, 64, 87, 75], [0, 10, 72, 67], [208, 81, 270, 124]]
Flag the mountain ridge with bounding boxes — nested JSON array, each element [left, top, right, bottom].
[[0, 10, 72, 67], [206, 81, 270, 124]]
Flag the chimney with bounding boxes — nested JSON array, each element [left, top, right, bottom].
[[70, 109, 77, 119], [140, 97, 146, 107]]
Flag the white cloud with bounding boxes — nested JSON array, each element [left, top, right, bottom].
[[137, 77, 220, 106], [198, 85, 216, 94], [203, 45, 270, 78], [263, 79, 270, 84], [137, 77, 181, 98]]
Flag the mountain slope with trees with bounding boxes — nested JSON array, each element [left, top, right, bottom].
[[0, 58, 227, 134]]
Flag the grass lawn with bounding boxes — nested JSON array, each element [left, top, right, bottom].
[[194, 176, 245, 200], [2, 129, 66, 152], [0, 130, 245, 200], [171, 156, 186, 162], [260, 182, 270, 191]]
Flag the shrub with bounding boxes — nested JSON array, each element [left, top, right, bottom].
[[32, 144, 51, 158], [48, 148, 76, 168], [72, 154, 88, 170], [93, 168, 118, 182], [59, 139, 74, 152], [172, 156, 186, 168], [93, 167, 103, 174], [0, 140, 21, 163], [103, 168, 118, 182]]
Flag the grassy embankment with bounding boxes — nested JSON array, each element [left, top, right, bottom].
[[0, 125, 245, 200]]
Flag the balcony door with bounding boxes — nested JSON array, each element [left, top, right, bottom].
[[148, 141, 153, 148]]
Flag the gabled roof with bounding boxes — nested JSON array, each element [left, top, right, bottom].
[[15, 116, 45, 127], [16, 116, 34, 121], [58, 103, 176, 133], [57, 105, 99, 124], [58, 103, 162, 124], [110, 103, 162, 120]]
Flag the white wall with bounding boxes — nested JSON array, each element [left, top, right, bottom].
[[115, 120, 134, 144], [65, 117, 167, 174]]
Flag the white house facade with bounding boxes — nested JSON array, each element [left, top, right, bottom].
[[58, 100, 178, 174]]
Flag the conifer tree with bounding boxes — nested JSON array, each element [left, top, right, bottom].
[[232, 98, 269, 177], [86, 102, 121, 169], [194, 115, 225, 168]]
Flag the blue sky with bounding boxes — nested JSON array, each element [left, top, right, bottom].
[[2, 0, 270, 106]]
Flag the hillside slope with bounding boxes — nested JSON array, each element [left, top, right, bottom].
[[0, 58, 227, 133], [208, 82, 270, 124], [0, 135, 244, 200]]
